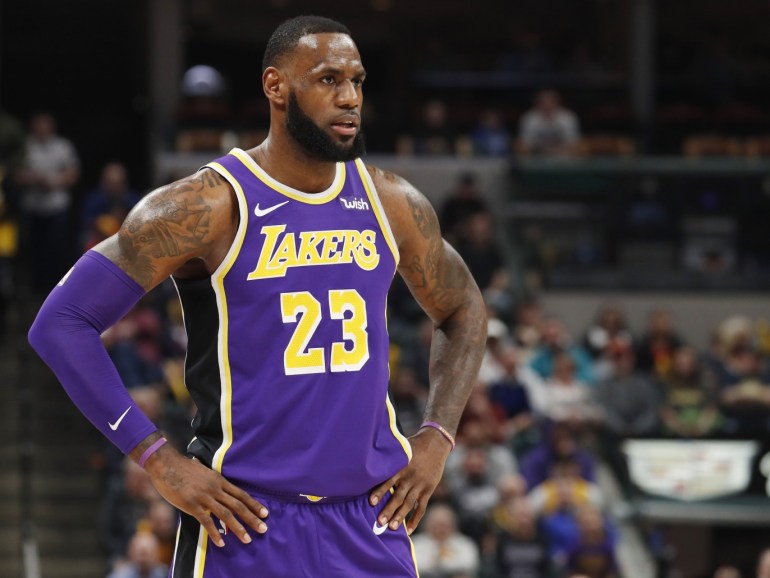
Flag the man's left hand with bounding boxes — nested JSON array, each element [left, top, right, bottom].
[[368, 427, 453, 535]]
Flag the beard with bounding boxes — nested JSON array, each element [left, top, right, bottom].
[[286, 92, 366, 162]]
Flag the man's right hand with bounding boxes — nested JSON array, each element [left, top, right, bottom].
[[141, 442, 269, 547]]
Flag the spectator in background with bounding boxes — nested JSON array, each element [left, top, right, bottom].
[[542, 352, 601, 429], [528, 457, 603, 517], [516, 90, 580, 157], [100, 459, 161, 569], [659, 345, 722, 437], [80, 162, 140, 249], [713, 566, 742, 578], [519, 421, 596, 489], [412, 504, 480, 578], [582, 303, 635, 381], [471, 109, 511, 157], [486, 343, 543, 450], [438, 172, 488, 246], [564, 505, 618, 578], [396, 99, 459, 156], [512, 299, 544, 362], [106, 532, 168, 578], [635, 309, 684, 378], [18, 111, 79, 290], [595, 344, 660, 495], [757, 548, 770, 578], [0, 108, 26, 337], [390, 366, 428, 437], [456, 211, 505, 291], [595, 344, 661, 438], [530, 316, 596, 385], [715, 344, 770, 434], [494, 496, 553, 578], [137, 501, 177, 567]]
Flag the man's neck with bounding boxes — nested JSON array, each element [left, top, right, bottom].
[[251, 135, 340, 194]]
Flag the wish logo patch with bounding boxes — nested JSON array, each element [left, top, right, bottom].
[[339, 197, 370, 211]]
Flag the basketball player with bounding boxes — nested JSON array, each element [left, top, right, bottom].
[[29, 15, 486, 577]]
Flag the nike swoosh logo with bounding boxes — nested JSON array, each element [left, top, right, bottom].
[[108, 407, 132, 431], [254, 201, 289, 217], [372, 521, 388, 536]]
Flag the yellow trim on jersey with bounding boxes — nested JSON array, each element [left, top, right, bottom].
[[385, 393, 412, 461], [354, 158, 399, 267], [406, 527, 421, 578], [230, 147, 346, 204], [205, 162, 249, 475], [193, 525, 209, 578]]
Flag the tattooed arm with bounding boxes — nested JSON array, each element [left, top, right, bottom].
[[95, 167, 235, 289], [367, 166, 487, 534], [91, 169, 268, 545]]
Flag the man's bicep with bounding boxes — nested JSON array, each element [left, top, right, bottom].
[[94, 169, 229, 291], [395, 190, 476, 323]]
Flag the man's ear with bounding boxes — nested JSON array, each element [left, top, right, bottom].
[[263, 66, 286, 107]]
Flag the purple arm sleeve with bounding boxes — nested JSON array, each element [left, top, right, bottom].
[[28, 251, 159, 454]]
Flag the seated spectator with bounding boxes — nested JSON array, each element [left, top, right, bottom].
[[635, 309, 684, 378], [447, 419, 517, 490], [136, 501, 177, 567], [564, 505, 619, 578], [438, 172, 488, 246], [483, 269, 517, 325], [412, 504, 480, 578], [396, 99, 460, 156], [715, 344, 770, 434], [80, 161, 140, 249], [511, 299, 544, 363], [106, 532, 168, 578], [757, 547, 770, 578], [659, 345, 722, 437], [530, 316, 595, 385], [455, 211, 505, 291], [595, 344, 661, 438], [471, 108, 512, 157], [713, 566, 741, 578], [582, 303, 635, 381], [494, 497, 554, 578], [487, 344, 543, 447], [519, 421, 596, 489], [478, 317, 511, 386], [450, 446, 503, 543], [528, 457, 603, 517], [542, 352, 601, 429], [100, 459, 161, 569], [390, 366, 428, 436], [516, 89, 581, 157]]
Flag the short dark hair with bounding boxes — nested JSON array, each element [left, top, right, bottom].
[[262, 15, 351, 72]]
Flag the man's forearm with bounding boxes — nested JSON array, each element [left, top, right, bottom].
[[28, 251, 158, 454], [423, 296, 487, 435]]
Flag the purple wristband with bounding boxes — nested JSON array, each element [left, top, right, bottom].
[[420, 421, 456, 450], [139, 437, 168, 468]]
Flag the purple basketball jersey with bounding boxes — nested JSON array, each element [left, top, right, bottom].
[[174, 148, 411, 499]]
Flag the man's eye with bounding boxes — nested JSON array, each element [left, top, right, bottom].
[[321, 76, 335, 85]]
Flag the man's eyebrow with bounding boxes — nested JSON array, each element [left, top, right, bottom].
[[309, 65, 367, 77]]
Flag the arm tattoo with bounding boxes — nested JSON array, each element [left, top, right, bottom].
[[403, 190, 469, 315], [116, 175, 214, 288]]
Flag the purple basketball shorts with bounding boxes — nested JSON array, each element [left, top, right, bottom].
[[170, 489, 419, 577]]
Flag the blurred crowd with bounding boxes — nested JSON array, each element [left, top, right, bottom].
[[3, 103, 770, 577]]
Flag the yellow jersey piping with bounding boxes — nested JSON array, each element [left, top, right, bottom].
[[229, 147, 346, 204]]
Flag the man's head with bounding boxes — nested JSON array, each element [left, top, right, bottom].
[[262, 15, 366, 162], [757, 547, 770, 578]]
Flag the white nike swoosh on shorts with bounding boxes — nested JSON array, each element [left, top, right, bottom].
[[372, 521, 388, 536], [254, 201, 289, 217]]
